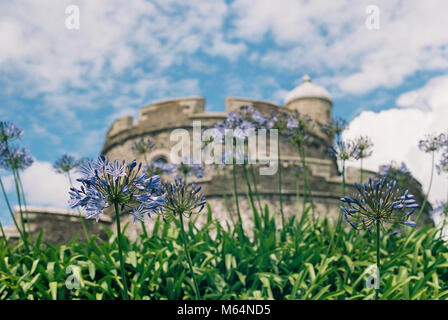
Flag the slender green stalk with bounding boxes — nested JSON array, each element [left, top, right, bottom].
[[298, 146, 316, 222], [416, 151, 435, 222], [375, 219, 381, 300], [277, 142, 285, 233], [67, 172, 90, 240], [113, 202, 129, 300], [179, 212, 201, 300], [217, 166, 236, 225], [16, 172, 30, 234], [243, 163, 260, 231], [232, 160, 245, 241], [360, 157, 363, 183], [249, 164, 263, 214], [0, 177, 28, 251], [12, 169, 27, 240], [335, 160, 346, 233], [0, 219, 6, 240], [296, 171, 308, 230]]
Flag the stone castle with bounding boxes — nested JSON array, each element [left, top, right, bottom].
[[3, 75, 432, 243]]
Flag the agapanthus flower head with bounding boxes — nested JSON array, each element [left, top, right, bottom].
[[340, 178, 418, 232], [237, 105, 269, 129], [0, 145, 33, 170], [322, 118, 348, 138], [418, 133, 446, 153], [328, 139, 359, 161], [216, 108, 258, 141], [144, 159, 176, 176], [157, 176, 206, 223], [354, 135, 374, 159], [378, 161, 411, 178], [266, 110, 290, 133], [286, 112, 314, 147], [69, 156, 165, 223], [53, 154, 83, 174], [436, 151, 448, 175], [131, 137, 155, 156], [0, 121, 23, 143], [176, 157, 205, 179]]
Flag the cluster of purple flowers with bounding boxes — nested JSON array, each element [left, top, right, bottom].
[[378, 161, 411, 178], [214, 107, 258, 141], [0, 122, 23, 142], [144, 159, 176, 176], [176, 157, 205, 179], [53, 154, 89, 174], [418, 133, 446, 153], [0, 122, 33, 171], [131, 137, 155, 156], [69, 156, 166, 223], [285, 111, 314, 148], [157, 176, 206, 223], [340, 178, 418, 232], [434, 134, 448, 175], [354, 135, 374, 159], [0, 146, 34, 171], [322, 118, 348, 138], [328, 140, 360, 161]]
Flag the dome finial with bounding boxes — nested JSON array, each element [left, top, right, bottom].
[[302, 74, 311, 83]]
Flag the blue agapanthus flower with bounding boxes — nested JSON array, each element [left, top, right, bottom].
[[436, 151, 448, 175], [340, 178, 418, 232], [378, 161, 411, 177], [176, 157, 205, 179], [144, 159, 176, 176], [157, 176, 206, 223], [286, 112, 314, 148], [354, 135, 374, 159], [0, 121, 23, 143], [131, 137, 155, 156], [0, 145, 34, 170], [53, 154, 84, 174], [321, 118, 348, 138], [418, 133, 446, 153], [69, 156, 165, 223], [329, 140, 360, 161], [215, 108, 258, 141]]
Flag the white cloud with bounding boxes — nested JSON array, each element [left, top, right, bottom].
[[230, 0, 448, 94], [343, 75, 448, 204], [5, 161, 79, 209]]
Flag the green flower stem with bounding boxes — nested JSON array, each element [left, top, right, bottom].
[[298, 146, 316, 222], [250, 164, 263, 214], [67, 172, 90, 241], [277, 142, 286, 234], [216, 165, 236, 225], [0, 177, 29, 251], [243, 163, 261, 231], [12, 169, 27, 241], [0, 219, 6, 240], [113, 202, 129, 300], [375, 218, 381, 300], [360, 157, 364, 184], [416, 151, 435, 222], [335, 160, 346, 234], [232, 160, 245, 241], [16, 172, 30, 234], [179, 212, 201, 300]]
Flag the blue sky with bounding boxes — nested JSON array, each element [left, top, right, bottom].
[[1, 0, 448, 226]]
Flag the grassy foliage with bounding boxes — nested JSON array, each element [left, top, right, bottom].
[[1, 205, 447, 300]]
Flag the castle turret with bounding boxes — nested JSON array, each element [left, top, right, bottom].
[[285, 75, 332, 125]]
